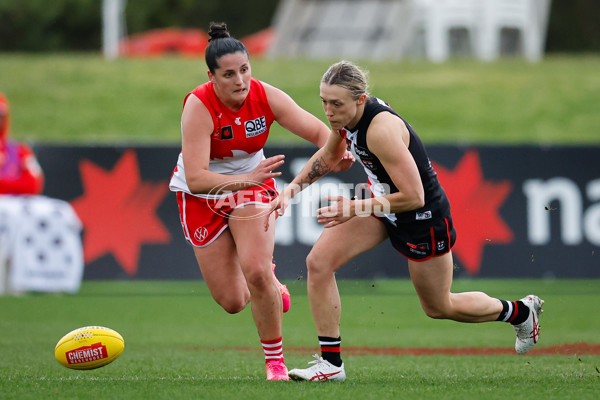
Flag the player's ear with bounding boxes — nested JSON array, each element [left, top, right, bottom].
[[208, 71, 215, 83], [357, 94, 367, 105]]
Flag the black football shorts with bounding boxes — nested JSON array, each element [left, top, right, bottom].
[[379, 213, 456, 261]]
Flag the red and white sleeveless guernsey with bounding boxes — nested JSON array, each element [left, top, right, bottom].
[[169, 77, 276, 198]]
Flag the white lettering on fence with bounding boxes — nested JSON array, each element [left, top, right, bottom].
[[523, 177, 600, 246]]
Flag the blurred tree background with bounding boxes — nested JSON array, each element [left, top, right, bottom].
[[0, 0, 598, 53], [0, 0, 279, 51]]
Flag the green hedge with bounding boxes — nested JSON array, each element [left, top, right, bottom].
[[0, 0, 101, 51], [546, 0, 600, 52], [0, 0, 279, 51], [0, 0, 598, 52]]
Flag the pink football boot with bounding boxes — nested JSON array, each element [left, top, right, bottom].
[[272, 262, 290, 313], [266, 358, 290, 381]]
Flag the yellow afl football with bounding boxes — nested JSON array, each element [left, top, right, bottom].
[[54, 326, 125, 370]]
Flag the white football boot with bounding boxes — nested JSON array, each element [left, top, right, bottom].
[[288, 354, 346, 382], [513, 294, 544, 354]]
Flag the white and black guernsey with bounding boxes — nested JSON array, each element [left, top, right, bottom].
[[339, 97, 450, 226]]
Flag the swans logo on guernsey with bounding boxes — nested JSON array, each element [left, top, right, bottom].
[[245, 116, 267, 138], [66, 342, 108, 365]]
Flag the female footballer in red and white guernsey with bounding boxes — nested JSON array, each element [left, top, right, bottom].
[[270, 60, 544, 382], [169, 23, 352, 381]]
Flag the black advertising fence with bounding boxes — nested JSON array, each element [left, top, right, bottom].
[[34, 144, 600, 280]]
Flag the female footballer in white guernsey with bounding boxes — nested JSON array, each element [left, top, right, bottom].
[[169, 24, 352, 381]]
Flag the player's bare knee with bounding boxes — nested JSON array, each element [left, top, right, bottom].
[[306, 251, 336, 276], [422, 304, 450, 319], [244, 269, 270, 292], [218, 297, 248, 314]]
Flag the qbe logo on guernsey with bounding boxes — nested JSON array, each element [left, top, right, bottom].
[[245, 116, 267, 138]]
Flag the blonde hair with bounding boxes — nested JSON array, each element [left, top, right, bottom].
[[321, 60, 369, 100]]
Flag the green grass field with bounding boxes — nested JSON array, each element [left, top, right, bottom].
[[1, 54, 599, 145], [1, 279, 599, 399], [1, 54, 599, 398]]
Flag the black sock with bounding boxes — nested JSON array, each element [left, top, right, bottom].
[[318, 336, 342, 367], [510, 301, 530, 325], [496, 299, 510, 321], [496, 299, 529, 325]]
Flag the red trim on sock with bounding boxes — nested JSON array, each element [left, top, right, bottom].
[[507, 301, 519, 323], [321, 346, 341, 353], [261, 336, 283, 345]]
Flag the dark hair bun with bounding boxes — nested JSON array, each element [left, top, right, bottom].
[[208, 22, 230, 42]]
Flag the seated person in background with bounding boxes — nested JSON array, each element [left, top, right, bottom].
[[0, 92, 44, 195]]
